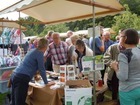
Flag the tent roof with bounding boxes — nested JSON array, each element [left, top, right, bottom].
[[0, 19, 26, 31], [0, 0, 124, 24]]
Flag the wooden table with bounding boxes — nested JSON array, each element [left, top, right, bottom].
[[96, 84, 108, 95], [26, 82, 64, 105], [26, 82, 108, 105]]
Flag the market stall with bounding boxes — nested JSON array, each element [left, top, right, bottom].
[[0, 0, 124, 104], [0, 19, 27, 55], [26, 76, 107, 105], [0, 53, 21, 93], [0, 0, 124, 24], [0, 19, 26, 93]]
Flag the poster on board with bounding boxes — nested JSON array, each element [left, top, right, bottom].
[[82, 55, 104, 73]]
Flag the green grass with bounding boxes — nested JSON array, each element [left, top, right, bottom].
[[0, 92, 8, 105]]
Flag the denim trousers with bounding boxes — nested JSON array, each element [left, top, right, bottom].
[[11, 73, 30, 105]]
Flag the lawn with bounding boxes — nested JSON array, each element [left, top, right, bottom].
[[0, 92, 11, 105]]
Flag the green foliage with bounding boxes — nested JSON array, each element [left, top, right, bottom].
[[40, 23, 69, 37], [66, 19, 93, 31], [19, 17, 45, 36], [120, 0, 140, 15], [96, 16, 115, 28], [112, 4, 140, 34], [0, 93, 8, 104], [65, 16, 115, 31]]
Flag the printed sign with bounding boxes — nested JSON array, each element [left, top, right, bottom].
[[82, 55, 104, 72]]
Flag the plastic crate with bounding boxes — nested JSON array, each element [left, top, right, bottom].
[[0, 80, 9, 93], [0, 66, 16, 81]]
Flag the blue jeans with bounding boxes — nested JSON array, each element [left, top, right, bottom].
[[11, 73, 30, 105], [119, 87, 140, 105]]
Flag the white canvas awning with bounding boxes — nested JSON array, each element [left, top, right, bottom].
[[0, 19, 26, 31], [0, 0, 124, 24]]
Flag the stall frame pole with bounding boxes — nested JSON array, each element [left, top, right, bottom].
[[91, 0, 97, 105]]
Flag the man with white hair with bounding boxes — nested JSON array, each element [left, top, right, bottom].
[[89, 28, 114, 82], [44, 32, 68, 73], [89, 26, 105, 55], [103, 31, 114, 53], [101, 31, 114, 82]]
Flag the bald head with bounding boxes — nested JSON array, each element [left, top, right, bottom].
[[103, 31, 111, 41], [103, 31, 111, 36], [52, 32, 61, 45]]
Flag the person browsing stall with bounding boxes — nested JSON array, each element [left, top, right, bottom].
[[65, 30, 73, 46], [73, 39, 101, 82], [11, 38, 50, 105], [111, 29, 140, 105], [44, 31, 54, 71], [68, 34, 80, 64], [104, 29, 125, 101], [44, 32, 68, 73]]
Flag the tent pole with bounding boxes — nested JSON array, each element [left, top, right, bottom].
[[18, 11, 24, 60], [2, 20, 5, 57], [92, 0, 96, 105], [19, 11, 22, 45]]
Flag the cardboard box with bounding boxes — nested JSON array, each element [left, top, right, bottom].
[[65, 80, 92, 105]]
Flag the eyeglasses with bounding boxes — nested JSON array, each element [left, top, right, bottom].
[[120, 36, 125, 38]]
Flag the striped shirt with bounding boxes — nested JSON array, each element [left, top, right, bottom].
[[45, 41, 68, 65]]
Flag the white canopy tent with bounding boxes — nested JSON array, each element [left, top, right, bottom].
[[0, 0, 124, 24], [0, 1, 124, 105], [0, 22, 26, 31]]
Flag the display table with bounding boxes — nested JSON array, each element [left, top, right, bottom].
[[26, 82, 64, 105], [26, 81, 108, 105], [96, 84, 108, 96]]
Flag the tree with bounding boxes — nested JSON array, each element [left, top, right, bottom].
[[112, 5, 140, 34], [40, 23, 69, 37], [120, 0, 140, 15], [66, 19, 93, 31], [95, 16, 115, 28], [19, 17, 45, 36]]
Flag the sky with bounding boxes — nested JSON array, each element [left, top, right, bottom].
[[0, 0, 28, 20], [0, 12, 28, 20]]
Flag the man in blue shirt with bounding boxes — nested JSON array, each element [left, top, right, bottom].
[[89, 29, 114, 81], [103, 31, 114, 52], [89, 26, 105, 55], [11, 38, 51, 105]]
